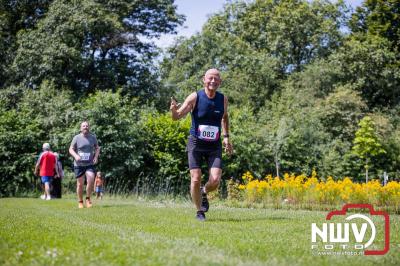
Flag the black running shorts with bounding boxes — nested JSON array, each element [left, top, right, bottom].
[[74, 165, 96, 178], [187, 135, 222, 170]]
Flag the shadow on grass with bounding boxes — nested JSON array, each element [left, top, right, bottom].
[[207, 216, 290, 223], [97, 204, 137, 208]]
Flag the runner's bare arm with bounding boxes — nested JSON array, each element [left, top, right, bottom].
[[170, 92, 197, 120], [222, 96, 233, 155], [93, 145, 100, 164], [222, 96, 230, 137], [69, 146, 80, 161]]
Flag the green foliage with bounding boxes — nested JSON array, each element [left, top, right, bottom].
[[224, 106, 268, 178], [0, 108, 41, 196], [317, 85, 367, 142], [6, 0, 183, 100], [287, 58, 346, 98], [352, 116, 386, 159], [73, 90, 147, 193], [0, 81, 75, 196], [143, 112, 191, 194], [161, 0, 345, 111], [350, 0, 400, 52], [318, 139, 354, 180], [329, 36, 400, 108], [0, 0, 53, 87], [3, 0, 400, 196], [235, 0, 345, 72], [257, 85, 329, 176], [352, 116, 386, 182], [382, 125, 400, 179], [0, 84, 149, 196]]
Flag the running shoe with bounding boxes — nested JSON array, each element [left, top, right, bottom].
[[85, 198, 92, 208], [200, 187, 209, 212], [78, 201, 84, 209], [196, 210, 206, 221]]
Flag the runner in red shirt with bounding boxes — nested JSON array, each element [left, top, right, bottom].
[[35, 143, 59, 200]]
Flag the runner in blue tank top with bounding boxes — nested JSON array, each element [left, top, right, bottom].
[[170, 68, 233, 221]]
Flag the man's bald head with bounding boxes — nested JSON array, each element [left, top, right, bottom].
[[204, 68, 220, 78], [203, 68, 221, 92]]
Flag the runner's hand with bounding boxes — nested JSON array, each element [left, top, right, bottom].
[[170, 97, 181, 111]]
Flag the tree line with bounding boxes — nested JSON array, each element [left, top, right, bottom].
[[1, 0, 400, 196]]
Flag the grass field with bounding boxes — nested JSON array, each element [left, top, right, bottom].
[[0, 197, 399, 265]]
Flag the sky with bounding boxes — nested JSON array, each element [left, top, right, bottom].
[[154, 0, 365, 49]]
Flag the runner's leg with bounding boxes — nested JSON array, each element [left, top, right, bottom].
[[204, 148, 223, 193], [86, 171, 95, 199], [44, 181, 51, 199], [204, 167, 222, 193], [76, 176, 84, 202], [190, 169, 202, 210]]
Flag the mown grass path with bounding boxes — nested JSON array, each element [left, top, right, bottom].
[[0, 198, 399, 265]]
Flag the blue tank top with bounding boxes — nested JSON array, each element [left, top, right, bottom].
[[189, 89, 225, 142]]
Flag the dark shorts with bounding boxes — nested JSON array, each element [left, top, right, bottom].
[[187, 135, 222, 170], [74, 165, 96, 178], [41, 176, 52, 184]]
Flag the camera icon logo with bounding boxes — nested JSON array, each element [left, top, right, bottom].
[[311, 204, 390, 255]]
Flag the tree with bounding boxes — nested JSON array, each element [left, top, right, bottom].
[[0, 0, 53, 87], [352, 116, 386, 183], [0, 80, 74, 196], [317, 85, 367, 142], [161, 0, 346, 112], [350, 0, 400, 52], [258, 83, 328, 176], [7, 0, 184, 100], [236, 0, 346, 72], [271, 116, 291, 178], [328, 35, 400, 108]]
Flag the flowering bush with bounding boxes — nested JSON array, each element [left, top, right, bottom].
[[231, 171, 400, 212]]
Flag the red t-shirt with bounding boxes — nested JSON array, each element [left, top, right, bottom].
[[38, 151, 56, 177]]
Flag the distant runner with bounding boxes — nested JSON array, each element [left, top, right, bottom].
[[170, 68, 233, 221], [95, 171, 105, 200], [69, 121, 100, 208], [35, 143, 59, 200]]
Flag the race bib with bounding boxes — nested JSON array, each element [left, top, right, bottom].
[[198, 125, 219, 141], [78, 152, 91, 161]]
